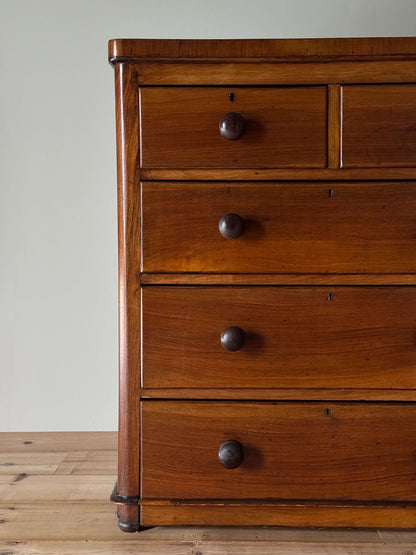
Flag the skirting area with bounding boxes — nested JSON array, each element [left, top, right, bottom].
[[0, 432, 415, 554]]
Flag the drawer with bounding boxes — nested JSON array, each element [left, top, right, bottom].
[[141, 181, 416, 273], [142, 286, 416, 389], [342, 84, 416, 168], [141, 401, 416, 500], [139, 87, 327, 168]]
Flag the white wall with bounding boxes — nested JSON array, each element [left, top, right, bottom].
[[1, 0, 415, 431]]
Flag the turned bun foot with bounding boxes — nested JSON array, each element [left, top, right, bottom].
[[117, 517, 145, 532]]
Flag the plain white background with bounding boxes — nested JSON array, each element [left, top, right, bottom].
[[1, 0, 416, 431]]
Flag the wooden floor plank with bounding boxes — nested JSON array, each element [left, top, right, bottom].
[[0, 453, 66, 475], [0, 475, 115, 503], [1, 541, 415, 555], [0, 451, 116, 476], [0, 432, 117, 452], [53, 462, 77, 475], [189, 544, 416, 554], [378, 529, 416, 543], [63, 451, 117, 463], [0, 476, 19, 484], [0, 503, 128, 541], [55, 451, 117, 475], [0, 542, 193, 554]]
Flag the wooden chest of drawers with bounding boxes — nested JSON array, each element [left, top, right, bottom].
[[109, 38, 416, 531]]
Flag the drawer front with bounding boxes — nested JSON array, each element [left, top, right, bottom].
[[141, 181, 416, 273], [141, 401, 416, 500], [342, 84, 416, 168], [142, 286, 416, 389], [139, 87, 327, 168]]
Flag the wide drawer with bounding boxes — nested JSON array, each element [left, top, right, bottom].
[[142, 286, 416, 389], [141, 181, 416, 273], [141, 401, 416, 500], [342, 84, 416, 168], [139, 87, 327, 168]]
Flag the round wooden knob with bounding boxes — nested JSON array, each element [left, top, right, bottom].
[[218, 440, 244, 469], [218, 213, 244, 239], [219, 112, 245, 140], [221, 326, 245, 352]]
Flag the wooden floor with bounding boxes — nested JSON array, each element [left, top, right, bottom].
[[0, 433, 415, 554]]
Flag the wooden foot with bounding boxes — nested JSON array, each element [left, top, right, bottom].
[[112, 483, 147, 532], [117, 518, 145, 533]]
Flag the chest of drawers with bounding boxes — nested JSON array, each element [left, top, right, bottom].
[[109, 38, 416, 531]]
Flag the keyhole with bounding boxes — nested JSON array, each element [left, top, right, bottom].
[[325, 408, 331, 417], [328, 293, 333, 301], [229, 92, 235, 102]]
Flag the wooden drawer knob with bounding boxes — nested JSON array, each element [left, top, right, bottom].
[[218, 440, 244, 469], [218, 213, 244, 239], [219, 112, 245, 140], [221, 326, 245, 351]]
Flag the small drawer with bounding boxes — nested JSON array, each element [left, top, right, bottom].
[[141, 181, 416, 274], [342, 84, 416, 168], [142, 286, 416, 389], [141, 401, 416, 500], [139, 87, 327, 168]]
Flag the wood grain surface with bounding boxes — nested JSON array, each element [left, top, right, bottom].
[[109, 37, 416, 62], [342, 84, 416, 168], [140, 387, 416, 401], [328, 84, 341, 168], [113, 62, 141, 511], [141, 401, 416, 501], [141, 273, 416, 285], [140, 167, 416, 180], [141, 503, 416, 530], [136, 60, 416, 86], [141, 181, 416, 274], [141, 286, 416, 390], [139, 87, 327, 169]]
